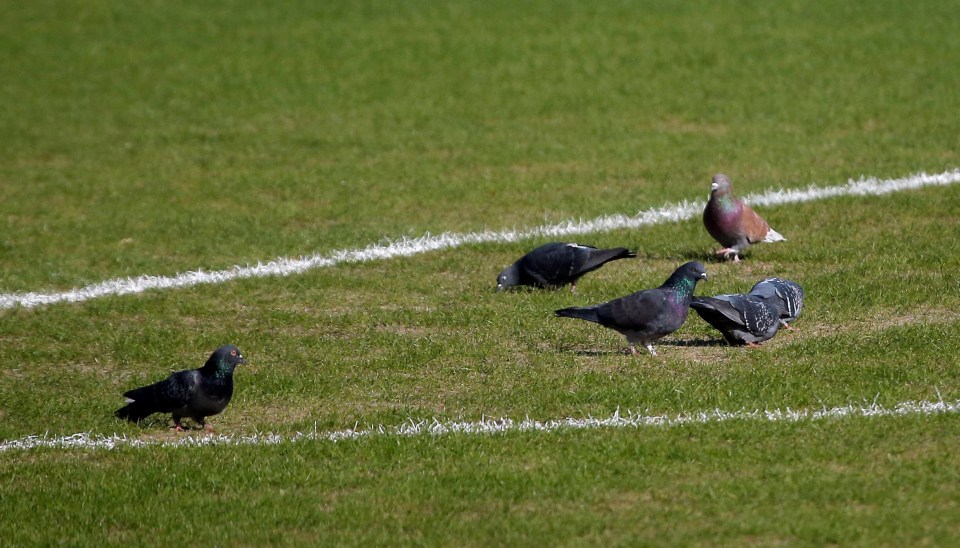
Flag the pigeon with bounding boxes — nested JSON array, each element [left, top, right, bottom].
[[690, 293, 781, 346], [497, 242, 636, 292], [703, 173, 785, 262], [554, 261, 708, 356], [749, 277, 805, 329], [115, 344, 246, 432]]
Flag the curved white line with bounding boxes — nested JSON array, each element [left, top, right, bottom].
[[2, 169, 959, 310], [1, 397, 956, 452]]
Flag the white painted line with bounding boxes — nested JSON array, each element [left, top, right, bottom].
[[1, 397, 957, 452], [2, 169, 959, 310]]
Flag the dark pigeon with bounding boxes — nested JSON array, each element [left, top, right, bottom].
[[115, 345, 246, 432], [497, 242, 636, 292], [749, 277, 805, 329], [690, 293, 781, 346], [703, 173, 785, 262], [555, 261, 708, 356]]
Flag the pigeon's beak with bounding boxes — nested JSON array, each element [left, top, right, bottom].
[[496, 283, 504, 292], [238, 356, 247, 365], [700, 272, 708, 280], [710, 182, 719, 192]]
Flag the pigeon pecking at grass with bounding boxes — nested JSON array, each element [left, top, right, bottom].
[[497, 242, 636, 292], [703, 173, 785, 262], [749, 277, 805, 329], [554, 261, 708, 356], [690, 293, 781, 346], [115, 344, 246, 432]]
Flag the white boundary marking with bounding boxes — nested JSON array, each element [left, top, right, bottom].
[[1, 397, 957, 452], [2, 169, 959, 310]]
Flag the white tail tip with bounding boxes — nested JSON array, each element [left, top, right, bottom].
[[764, 228, 786, 243]]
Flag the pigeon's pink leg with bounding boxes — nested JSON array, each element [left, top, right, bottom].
[[716, 248, 739, 262], [172, 418, 185, 432], [746, 342, 761, 348], [628, 345, 639, 355], [570, 282, 577, 294], [204, 423, 214, 433]]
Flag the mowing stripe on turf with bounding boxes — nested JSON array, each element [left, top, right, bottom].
[[1, 397, 957, 452], [2, 169, 959, 310]]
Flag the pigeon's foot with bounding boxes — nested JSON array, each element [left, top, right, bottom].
[[204, 423, 214, 434], [173, 424, 185, 432], [716, 248, 740, 262], [628, 345, 639, 356], [781, 321, 794, 331], [746, 342, 761, 348], [570, 283, 577, 294]]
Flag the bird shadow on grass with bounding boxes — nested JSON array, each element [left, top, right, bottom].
[[569, 348, 633, 357], [633, 249, 724, 264], [118, 416, 208, 432], [661, 338, 729, 348]]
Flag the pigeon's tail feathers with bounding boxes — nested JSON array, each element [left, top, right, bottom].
[[763, 227, 786, 243], [114, 400, 154, 422], [555, 306, 601, 324], [115, 383, 163, 422], [579, 247, 637, 274]]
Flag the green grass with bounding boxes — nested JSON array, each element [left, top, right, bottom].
[[2, 0, 960, 544]]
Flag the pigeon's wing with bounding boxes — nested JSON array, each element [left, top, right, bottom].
[[692, 294, 779, 343], [691, 295, 747, 327], [747, 298, 781, 339], [778, 280, 804, 321], [748, 279, 779, 301], [573, 246, 635, 276], [750, 278, 804, 323], [520, 243, 577, 286], [596, 288, 670, 330], [739, 203, 773, 244], [123, 370, 199, 413]]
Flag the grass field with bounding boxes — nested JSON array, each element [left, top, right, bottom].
[[2, 0, 960, 544]]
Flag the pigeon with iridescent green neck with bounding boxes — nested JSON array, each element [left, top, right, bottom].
[[703, 173, 785, 262], [555, 261, 708, 356], [115, 345, 246, 432]]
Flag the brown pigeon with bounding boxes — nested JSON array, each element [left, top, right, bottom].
[[703, 174, 785, 262]]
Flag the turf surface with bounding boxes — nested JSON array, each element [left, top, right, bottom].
[[2, 0, 959, 544]]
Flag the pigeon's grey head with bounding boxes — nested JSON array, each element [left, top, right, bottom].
[[209, 345, 247, 369], [682, 261, 708, 281], [496, 264, 520, 292], [710, 173, 732, 194]]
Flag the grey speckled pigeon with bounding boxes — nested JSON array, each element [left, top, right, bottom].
[[555, 261, 708, 356], [115, 345, 246, 432], [703, 173, 785, 262], [497, 242, 636, 292], [749, 277, 805, 329], [690, 294, 781, 346]]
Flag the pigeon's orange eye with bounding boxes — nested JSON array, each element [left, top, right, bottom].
[[230, 349, 237, 356]]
